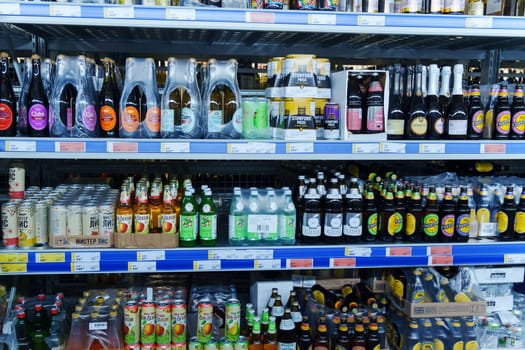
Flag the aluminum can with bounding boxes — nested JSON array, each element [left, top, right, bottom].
[[67, 203, 83, 236], [171, 299, 186, 343], [323, 102, 340, 140], [82, 203, 99, 237], [8, 163, 25, 199], [49, 202, 68, 237], [35, 200, 48, 246], [224, 298, 241, 342], [2, 202, 18, 248], [17, 201, 35, 248]]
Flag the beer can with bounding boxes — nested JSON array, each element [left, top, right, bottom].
[[218, 338, 234, 350], [2, 202, 18, 248], [188, 337, 202, 350], [156, 301, 172, 345], [49, 203, 68, 237], [197, 300, 213, 343], [224, 299, 241, 342], [141, 301, 156, 345], [99, 202, 115, 238], [172, 342, 186, 350], [124, 301, 140, 345], [9, 163, 25, 199], [17, 202, 35, 248], [67, 204, 83, 236], [82, 203, 99, 237], [171, 299, 186, 343], [35, 200, 48, 247], [233, 336, 248, 350], [204, 339, 218, 350], [242, 98, 269, 139], [314, 98, 327, 138], [323, 103, 340, 140]]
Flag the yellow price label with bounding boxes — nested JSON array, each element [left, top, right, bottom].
[[36, 252, 65, 263], [0, 253, 28, 263], [1, 264, 27, 273]]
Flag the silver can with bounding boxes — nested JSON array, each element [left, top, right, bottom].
[[2, 202, 18, 248], [35, 200, 48, 247], [49, 203, 67, 237], [98, 202, 115, 238], [67, 203, 83, 236], [82, 203, 99, 237], [17, 202, 35, 249], [8, 164, 25, 199]]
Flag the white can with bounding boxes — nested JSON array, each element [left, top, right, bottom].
[[17, 202, 35, 248], [9, 164, 25, 199], [67, 204, 83, 236], [2, 202, 18, 248], [82, 203, 99, 237], [98, 203, 115, 238], [35, 200, 48, 246], [49, 203, 67, 237]]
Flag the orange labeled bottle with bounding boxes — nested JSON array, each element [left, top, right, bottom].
[[149, 179, 163, 233], [116, 184, 133, 234], [134, 183, 150, 234], [160, 184, 177, 234]]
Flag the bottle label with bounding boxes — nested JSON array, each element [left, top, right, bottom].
[[464, 340, 478, 350], [208, 110, 223, 133], [335, 345, 349, 350], [367, 106, 384, 131], [467, 0, 483, 14], [367, 213, 378, 236], [233, 109, 243, 134], [279, 214, 296, 241], [409, 116, 428, 136], [346, 108, 362, 131], [160, 213, 177, 234], [248, 214, 278, 240], [343, 212, 362, 237], [471, 110, 484, 134], [291, 311, 302, 323], [122, 106, 139, 132], [456, 213, 470, 237], [512, 111, 525, 135], [161, 109, 175, 133], [402, 0, 423, 12], [82, 105, 97, 131], [100, 105, 117, 132], [116, 213, 133, 234], [387, 118, 404, 135], [444, 0, 463, 11], [440, 214, 455, 237], [199, 214, 217, 241], [421, 343, 433, 350], [423, 213, 439, 237], [496, 111, 511, 135], [302, 213, 322, 237], [146, 107, 161, 132], [497, 211, 509, 233], [324, 213, 343, 237], [409, 344, 421, 350], [181, 107, 196, 133], [0, 103, 13, 131], [515, 212, 525, 234], [180, 214, 197, 241], [448, 119, 467, 135], [430, 0, 443, 11], [278, 342, 296, 350], [406, 213, 416, 236], [434, 339, 444, 350], [29, 103, 48, 131], [134, 214, 150, 234], [229, 214, 246, 241], [271, 306, 284, 318], [388, 212, 403, 236], [433, 116, 444, 135]]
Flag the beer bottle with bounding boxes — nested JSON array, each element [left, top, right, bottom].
[[455, 187, 471, 242], [343, 177, 363, 242], [346, 315, 356, 340], [335, 323, 351, 350], [445, 64, 468, 139], [350, 324, 367, 350], [463, 317, 480, 350], [249, 318, 263, 350], [116, 184, 134, 234], [405, 64, 428, 139], [367, 323, 380, 350], [511, 84, 525, 139], [356, 282, 377, 307], [379, 190, 396, 242], [483, 84, 499, 139], [420, 319, 434, 350], [449, 318, 465, 350], [26, 54, 49, 137], [346, 74, 363, 133], [298, 318, 312, 350], [148, 179, 162, 233], [393, 188, 405, 241], [99, 58, 120, 137], [494, 84, 511, 139], [365, 73, 385, 132], [290, 301, 302, 334], [439, 187, 456, 242], [277, 309, 296, 350], [427, 64, 444, 139], [406, 320, 420, 350], [433, 318, 449, 350], [497, 186, 516, 241], [422, 187, 440, 242], [134, 182, 150, 234], [324, 185, 344, 243], [270, 296, 284, 327], [404, 187, 422, 242], [267, 288, 279, 309], [387, 64, 405, 139], [179, 190, 198, 246], [329, 316, 341, 350], [199, 188, 218, 246], [301, 184, 323, 243], [342, 284, 359, 310], [376, 316, 386, 350], [264, 316, 278, 350], [261, 308, 270, 339], [313, 321, 330, 350], [515, 186, 525, 240], [362, 186, 379, 242], [440, 277, 471, 302], [467, 84, 484, 139], [311, 284, 341, 309], [0, 53, 17, 136]]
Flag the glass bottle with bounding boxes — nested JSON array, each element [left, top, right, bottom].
[[350, 324, 367, 350], [422, 187, 440, 242], [493, 84, 511, 139], [313, 321, 330, 350], [515, 186, 525, 240], [199, 188, 217, 246], [250, 318, 264, 350], [98, 58, 120, 137], [149, 179, 162, 233], [301, 185, 322, 244], [405, 64, 428, 139], [439, 187, 456, 242], [116, 184, 134, 234], [347, 74, 363, 133], [278, 309, 296, 350], [323, 186, 343, 243], [270, 296, 284, 327], [179, 189, 198, 246], [362, 186, 379, 242], [267, 289, 279, 309], [365, 73, 385, 132], [455, 187, 471, 242], [134, 183, 150, 234], [343, 178, 363, 242], [426, 64, 444, 139], [483, 84, 499, 139], [298, 318, 312, 350], [379, 190, 396, 242], [405, 187, 422, 242], [467, 84, 485, 139], [26, 54, 49, 137], [402, 66, 414, 116], [261, 308, 270, 339], [387, 64, 405, 139], [0, 52, 17, 136], [497, 186, 516, 241], [15, 311, 32, 350], [263, 316, 278, 350], [511, 84, 525, 139], [445, 64, 468, 139], [160, 184, 177, 234], [439, 66, 451, 119], [290, 301, 302, 334]]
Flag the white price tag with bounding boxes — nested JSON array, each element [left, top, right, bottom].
[[50, 5, 81, 17], [160, 142, 190, 153], [137, 250, 166, 261], [478, 222, 497, 237], [72, 252, 100, 262], [209, 249, 273, 260], [36, 253, 65, 263], [165, 8, 196, 20], [228, 143, 276, 154], [103, 6, 134, 18], [193, 260, 221, 271], [209, 249, 236, 260], [254, 259, 281, 269], [89, 322, 108, 331], [247, 215, 278, 235], [71, 262, 100, 272], [248, 250, 274, 259], [419, 143, 446, 154], [466, 17, 493, 28], [5, 141, 36, 152], [128, 261, 156, 272], [0, 3, 20, 15], [352, 143, 379, 154], [307, 14, 336, 25], [344, 247, 372, 257], [505, 254, 525, 264], [286, 143, 314, 153], [357, 15, 385, 26], [380, 142, 406, 153]]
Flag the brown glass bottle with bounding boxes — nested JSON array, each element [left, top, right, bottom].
[[439, 187, 456, 242], [270, 296, 284, 327], [422, 187, 439, 242], [99, 58, 120, 137], [298, 318, 312, 350], [278, 309, 296, 350], [335, 323, 351, 350], [314, 322, 330, 350], [362, 187, 379, 242], [350, 324, 366, 350]]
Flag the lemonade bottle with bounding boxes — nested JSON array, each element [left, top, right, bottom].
[[199, 188, 217, 246], [179, 190, 197, 247]]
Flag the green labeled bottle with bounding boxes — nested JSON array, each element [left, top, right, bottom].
[[229, 187, 247, 245], [179, 190, 198, 247], [422, 187, 440, 242], [199, 188, 217, 246]]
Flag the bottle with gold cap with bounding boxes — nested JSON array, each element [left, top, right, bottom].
[[298, 317, 312, 350], [467, 84, 484, 139], [313, 319, 330, 350], [350, 323, 367, 350], [511, 84, 525, 139]]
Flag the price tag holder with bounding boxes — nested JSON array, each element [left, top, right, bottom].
[[428, 255, 453, 266], [36, 252, 65, 263], [0, 253, 28, 263], [478, 222, 497, 237], [0, 3, 20, 15], [352, 143, 379, 154], [307, 14, 336, 25], [481, 144, 506, 154], [103, 6, 134, 18], [254, 259, 281, 269], [386, 247, 412, 257], [380, 142, 406, 153], [193, 260, 221, 271], [227, 143, 276, 154], [466, 17, 493, 28], [345, 247, 372, 257], [55, 141, 86, 153], [128, 261, 156, 272], [137, 250, 166, 261], [71, 262, 100, 272], [107, 141, 138, 153], [286, 259, 313, 269], [50, 5, 81, 17], [286, 143, 314, 153], [419, 143, 446, 154], [427, 246, 452, 255], [165, 8, 196, 20], [330, 258, 356, 268], [1, 264, 27, 273], [160, 142, 190, 153], [357, 15, 385, 26], [504, 254, 525, 264], [72, 252, 100, 262], [5, 141, 36, 152], [245, 11, 275, 23]]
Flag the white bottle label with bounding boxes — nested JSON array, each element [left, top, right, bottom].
[[302, 213, 321, 237], [344, 212, 363, 237], [324, 213, 343, 237], [448, 119, 467, 135]]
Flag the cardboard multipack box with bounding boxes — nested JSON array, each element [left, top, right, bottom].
[[113, 232, 179, 249], [331, 70, 389, 141], [49, 234, 112, 248], [474, 266, 525, 284], [250, 280, 295, 316], [486, 295, 514, 313]]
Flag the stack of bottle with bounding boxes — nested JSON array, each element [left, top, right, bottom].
[[228, 187, 296, 246]]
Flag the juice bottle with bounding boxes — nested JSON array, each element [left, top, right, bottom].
[[116, 184, 134, 234], [149, 179, 162, 233], [134, 183, 150, 234], [179, 190, 197, 247], [160, 185, 177, 234], [199, 188, 217, 246]]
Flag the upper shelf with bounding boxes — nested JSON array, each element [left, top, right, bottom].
[[0, 137, 524, 160], [3, 2, 525, 59]]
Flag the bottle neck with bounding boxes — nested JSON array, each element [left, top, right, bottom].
[[414, 67, 423, 97], [393, 69, 400, 96], [32, 60, 41, 78], [427, 65, 439, 96], [421, 66, 427, 97], [439, 68, 451, 97], [452, 65, 464, 96]]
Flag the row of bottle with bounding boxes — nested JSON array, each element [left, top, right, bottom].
[[386, 63, 525, 140]]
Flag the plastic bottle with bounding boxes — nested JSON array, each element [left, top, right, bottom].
[[199, 188, 217, 246], [229, 187, 247, 245], [32, 304, 47, 350], [279, 189, 296, 245], [246, 188, 262, 242], [46, 308, 65, 350], [263, 189, 279, 244], [278, 308, 296, 350], [179, 190, 198, 247]]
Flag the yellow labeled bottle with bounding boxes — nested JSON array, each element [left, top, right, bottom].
[[514, 186, 525, 240]]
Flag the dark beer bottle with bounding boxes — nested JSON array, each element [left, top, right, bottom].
[[379, 190, 396, 242], [404, 188, 423, 242], [422, 187, 440, 242], [277, 309, 296, 350], [439, 187, 456, 242], [0, 52, 17, 136], [300, 184, 322, 244], [350, 324, 367, 350], [335, 324, 351, 350], [426, 64, 444, 139], [323, 186, 344, 244], [455, 187, 471, 242], [497, 186, 516, 241], [514, 186, 525, 240], [99, 58, 120, 137], [343, 178, 363, 242], [493, 84, 511, 139], [367, 323, 380, 350], [314, 321, 330, 350], [26, 54, 49, 137], [467, 84, 484, 139], [387, 64, 405, 139], [393, 188, 406, 241], [511, 84, 525, 139], [298, 318, 312, 350]]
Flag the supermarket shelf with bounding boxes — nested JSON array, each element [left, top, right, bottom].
[[0, 239, 524, 275], [1, 137, 525, 161]]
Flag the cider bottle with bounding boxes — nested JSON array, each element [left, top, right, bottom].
[[149, 179, 162, 233], [99, 58, 120, 137], [199, 188, 217, 246], [26, 54, 49, 137], [365, 73, 385, 132], [160, 185, 177, 234], [426, 64, 444, 139], [179, 190, 198, 247], [134, 183, 150, 234], [116, 184, 133, 234], [0, 52, 17, 136]]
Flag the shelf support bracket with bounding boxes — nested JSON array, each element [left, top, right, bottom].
[[2, 24, 23, 86], [482, 49, 501, 85], [32, 34, 47, 58]]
